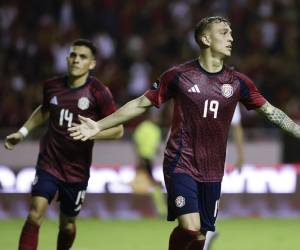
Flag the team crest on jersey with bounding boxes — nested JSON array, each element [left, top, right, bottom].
[[78, 97, 89, 110], [175, 196, 185, 208], [221, 84, 233, 98]]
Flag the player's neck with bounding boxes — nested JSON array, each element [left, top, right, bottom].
[[68, 73, 89, 88], [198, 54, 224, 73]]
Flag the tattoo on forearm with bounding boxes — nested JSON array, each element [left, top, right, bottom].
[[259, 102, 300, 138]]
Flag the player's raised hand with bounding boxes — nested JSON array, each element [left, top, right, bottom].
[[4, 132, 24, 150], [68, 115, 100, 141]]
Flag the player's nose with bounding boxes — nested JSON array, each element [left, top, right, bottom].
[[73, 55, 80, 63]]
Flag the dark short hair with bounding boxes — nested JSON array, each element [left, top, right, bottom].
[[194, 16, 230, 47], [71, 39, 97, 57]]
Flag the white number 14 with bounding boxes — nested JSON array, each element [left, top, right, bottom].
[[59, 108, 73, 127], [203, 100, 219, 119]]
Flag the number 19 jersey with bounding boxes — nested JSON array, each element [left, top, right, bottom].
[[144, 59, 266, 182], [37, 76, 116, 183]]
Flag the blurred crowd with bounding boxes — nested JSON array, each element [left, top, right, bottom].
[[1, 0, 300, 129]]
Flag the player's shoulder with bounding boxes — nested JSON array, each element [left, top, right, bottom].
[[161, 59, 196, 78], [177, 59, 199, 73], [89, 76, 107, 88], [230, 67, 253, 84], [43, 75, 66, 88], [229, 67, 260, 92], [45, 75, 66, 84], [88, 76, 111, 93], [89, 76, 103, 86]]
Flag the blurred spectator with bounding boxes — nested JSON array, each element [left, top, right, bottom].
[[93, 32, 116, 60], [1, 0, 300, 131]]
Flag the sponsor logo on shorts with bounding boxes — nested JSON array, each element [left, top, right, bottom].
[[175, 196, 185, 208]]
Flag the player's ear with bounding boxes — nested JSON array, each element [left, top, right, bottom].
[[200, 34, 210, 47], [89, 59, 96, 70]]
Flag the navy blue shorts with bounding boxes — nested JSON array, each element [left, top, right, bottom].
[[165, 173, 221, 233], [31, 169, 88, 217]]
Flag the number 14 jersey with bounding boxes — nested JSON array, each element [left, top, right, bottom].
[[144, 59, 266, 182], [37, 76, 116, 183]]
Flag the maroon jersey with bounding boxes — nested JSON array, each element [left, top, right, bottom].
[[145, 59, 266, 182], [37, 76, 116, 183]]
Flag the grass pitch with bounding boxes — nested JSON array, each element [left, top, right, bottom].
[[1, 218, 299, 250]]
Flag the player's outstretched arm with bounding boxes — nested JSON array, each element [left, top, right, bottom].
[[89, 123, 124, 140], [4, 105, 49, 150], [256, 101, 300, 139], [71, 116, 124, 140], [69, 95, 153, 141]]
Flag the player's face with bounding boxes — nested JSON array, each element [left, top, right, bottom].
[[67, 46, 96, 77], [205, 21, 233, 58]]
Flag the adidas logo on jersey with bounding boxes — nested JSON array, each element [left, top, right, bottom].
[[50, 96, 58, 105], [188, 84, 200, 93]]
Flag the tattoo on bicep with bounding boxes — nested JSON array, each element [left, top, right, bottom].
[[259, 102, 300, 138]]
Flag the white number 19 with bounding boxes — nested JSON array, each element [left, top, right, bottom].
[[203, 100, 219, 119]]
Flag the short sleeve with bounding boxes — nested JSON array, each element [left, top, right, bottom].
[[144, 67, 178, 108], [236, 72, 266, 110], [94, 86, 117, 118]]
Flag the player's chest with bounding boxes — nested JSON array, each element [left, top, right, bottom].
[[47, 87, 96, 112], [175, 74, 239, 119], [177, 75, 239, 106], [46, 86, 98, 127]]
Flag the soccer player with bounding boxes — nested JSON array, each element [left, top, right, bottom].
[[68, 17, 300, 250], [4, 39, 123, 250]]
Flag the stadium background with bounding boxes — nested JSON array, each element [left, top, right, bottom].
[[1, 0, 300, 249]]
